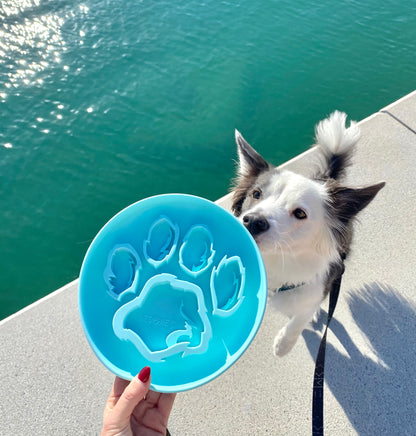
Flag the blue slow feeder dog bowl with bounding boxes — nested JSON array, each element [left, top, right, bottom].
[[79, 194, 267, 392]]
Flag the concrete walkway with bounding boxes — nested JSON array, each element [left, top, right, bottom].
[[1, 91, 416, 435]]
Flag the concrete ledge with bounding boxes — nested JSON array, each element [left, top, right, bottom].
[[380, 89, 416, 133], [1, 93, 415, 435]]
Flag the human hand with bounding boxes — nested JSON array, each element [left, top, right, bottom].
[[101, 366, 176, 436]]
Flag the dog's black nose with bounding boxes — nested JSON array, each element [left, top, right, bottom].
[[242, 213, 269, 236]]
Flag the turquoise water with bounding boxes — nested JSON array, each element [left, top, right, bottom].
[[1, 0, 415, 319]]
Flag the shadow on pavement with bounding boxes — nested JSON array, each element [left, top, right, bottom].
[[303, 282, 416, 436]]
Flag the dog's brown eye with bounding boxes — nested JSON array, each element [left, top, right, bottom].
[[252, 189, 261, 199], [293, 208, 307, 219]]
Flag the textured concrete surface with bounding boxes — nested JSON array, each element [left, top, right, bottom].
[[381, 90, 416, 133], [1, 93, 415, 435]]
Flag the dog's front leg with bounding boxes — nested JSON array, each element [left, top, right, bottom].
[[273, 310, 317, 357]]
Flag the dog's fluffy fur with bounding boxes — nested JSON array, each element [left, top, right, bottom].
[[232, 111, 385, 356]]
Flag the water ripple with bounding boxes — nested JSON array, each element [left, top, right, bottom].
[[0, 0, 90, 92]]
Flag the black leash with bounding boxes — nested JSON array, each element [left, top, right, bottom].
[[167, 260, 345, 436], [312, 260, 345, 436]]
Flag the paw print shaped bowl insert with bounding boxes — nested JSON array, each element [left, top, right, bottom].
[[79, 194, 267, 392]]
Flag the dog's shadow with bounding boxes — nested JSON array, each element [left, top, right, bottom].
[[303, 282, 416, 435]]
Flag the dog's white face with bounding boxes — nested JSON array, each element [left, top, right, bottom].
[[238, 169, 332, 256]]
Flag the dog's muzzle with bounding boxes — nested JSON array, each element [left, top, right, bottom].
[[242, 213, 269, 236]]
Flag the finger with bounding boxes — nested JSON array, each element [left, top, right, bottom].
[[132, 390, 176, 432], [141, 389, 160, 407], [140, 390, 176, 427], [144, 390, 176, 413], [158, 393, 177, 419], [112, 367, 151, 425], [106, 377, 130, 410]]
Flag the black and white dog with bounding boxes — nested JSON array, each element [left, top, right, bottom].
[[232, 112, 385, 356]]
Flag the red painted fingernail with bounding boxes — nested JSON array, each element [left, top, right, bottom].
[[138, 366, 151, 383]]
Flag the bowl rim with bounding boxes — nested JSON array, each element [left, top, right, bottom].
[[78, 193, 267, 392]]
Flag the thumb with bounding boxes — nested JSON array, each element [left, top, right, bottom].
[[112, 366, 151, 425]]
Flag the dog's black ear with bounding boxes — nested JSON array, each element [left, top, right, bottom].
[[330, 181, 385, 223], [235, 129, 270, 177]]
